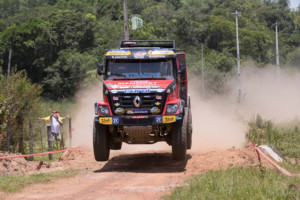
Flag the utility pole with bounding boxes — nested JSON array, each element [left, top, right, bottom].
[[7, 47, 12, 78], [123, 0, 129, 40], [231, 10, 241, 103], [6, 47, 13, 152], [201, 44, 205, 98], [273, 22, 280, 74]]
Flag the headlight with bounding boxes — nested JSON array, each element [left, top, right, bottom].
[[166, 104, 178, 114], [99, 105, 110, 115]]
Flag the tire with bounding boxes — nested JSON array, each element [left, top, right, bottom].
[[93, 122, 110, 161], [172, 108, 187, 160], [110, 141, 122, 150], [187, 107, 193, 149]]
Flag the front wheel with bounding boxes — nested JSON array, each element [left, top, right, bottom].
[[93, 122, 110, 161], [172, 108, 187, 160]]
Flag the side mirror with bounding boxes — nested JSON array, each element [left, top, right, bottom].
[[97, 64, 104, 75]]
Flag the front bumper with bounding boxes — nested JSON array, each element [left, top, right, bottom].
[[95, 114, 182, 126]]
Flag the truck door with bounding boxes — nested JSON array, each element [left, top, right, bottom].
[[177, 53, 188, 107]]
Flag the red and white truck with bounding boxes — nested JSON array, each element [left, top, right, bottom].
[[94, 40, 192, 161]]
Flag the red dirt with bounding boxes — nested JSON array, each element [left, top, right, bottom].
[[1, 147, 271, 200]]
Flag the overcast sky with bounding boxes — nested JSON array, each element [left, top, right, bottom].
[[290, 0, 300, 9]]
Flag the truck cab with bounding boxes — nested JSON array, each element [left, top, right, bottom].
[[94, 40, 192, 161]]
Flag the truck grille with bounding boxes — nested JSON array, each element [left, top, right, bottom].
[[119, 93, 156, 108], [111, 92, 164, 115]]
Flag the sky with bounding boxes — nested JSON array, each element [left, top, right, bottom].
[[290, 0, 300, 9]]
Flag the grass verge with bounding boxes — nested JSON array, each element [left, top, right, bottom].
[[0, 169, 81, 193], [163, 167, 300, 200], [246, 114, 300, 173], [29, 152, 64, 162]]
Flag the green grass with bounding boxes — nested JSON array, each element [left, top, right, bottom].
[[27, 152, 64, 162], [163, 167, 300, 200], [0, 169, 81, 193], [281, 161, 300, 174], [246, 114, 300, 159], [245, 114, 300, 173]]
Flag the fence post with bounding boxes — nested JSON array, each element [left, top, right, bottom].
[[40, 124, 44, 159], [69, 118, 72, 148], [6, 119, 10, 152], [29, 121, 34, 161], [47, 126, 53, 160]]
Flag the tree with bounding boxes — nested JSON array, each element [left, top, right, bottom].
[[0, 70, 42, 152], [1, 10, 95, 85], [43, 49, 97, 100]]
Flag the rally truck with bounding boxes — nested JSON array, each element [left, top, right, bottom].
[[93, 40, 192, 161]]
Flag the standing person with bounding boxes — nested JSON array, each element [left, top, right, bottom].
[[50, 111, 63, 141], [39, 111, 68, 159]]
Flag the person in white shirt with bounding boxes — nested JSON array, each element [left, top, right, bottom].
[[50, 111, 63, 141]]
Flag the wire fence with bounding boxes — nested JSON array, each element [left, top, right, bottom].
[[2, 118, 73, 161]]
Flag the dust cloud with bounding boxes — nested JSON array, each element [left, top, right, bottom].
[[70, 63, 300, 153], [69, 81, 102, 149], [190, 61, 300, 152]]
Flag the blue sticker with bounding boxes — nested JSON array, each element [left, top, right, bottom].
[[133, 110, 148, 114], [155, 116, 163, 124], [124, 89, 150, 93], [112, 117, 120, 125], [141, 89, 150, 93], [122, 73, 161, 78], [124, 89, 139, 93]]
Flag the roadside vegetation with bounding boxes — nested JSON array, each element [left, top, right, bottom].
[[163, 167, 300, 200], [246, 114, 300, 173], [0, 169, 81, 193], [164, 114, 300, 199]]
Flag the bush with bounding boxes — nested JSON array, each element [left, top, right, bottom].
[[0, 70, 42, 152]]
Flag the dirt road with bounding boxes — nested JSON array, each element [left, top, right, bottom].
[[2, 147, 265, 200]]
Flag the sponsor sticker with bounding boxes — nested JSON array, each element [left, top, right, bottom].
[[124, 89, 139, 93], [106, 50, 131, 56], [150, 107, 160, 114], [133, 52, 147, 59], [113, 96, 119, 101], [99, 117, 112, 125], [115, 108, 125, 115], [124, 89, 150, 93], [163, 116, 176, 123], [132, 116, 148, 119], [141, 89, 150, 93]]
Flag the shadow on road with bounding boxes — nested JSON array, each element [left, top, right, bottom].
[[94, 152, 191, 173]]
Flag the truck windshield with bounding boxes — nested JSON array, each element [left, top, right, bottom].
[[106, 59, 174, 80]]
